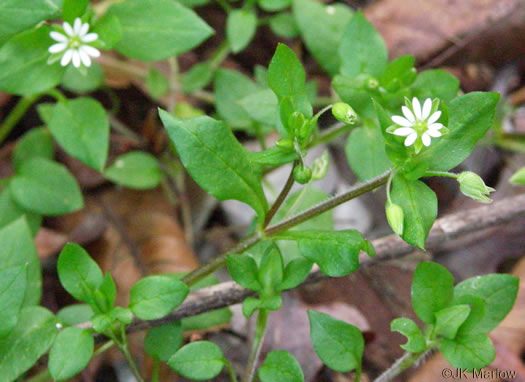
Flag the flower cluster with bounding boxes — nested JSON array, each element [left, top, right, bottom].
[[48, 18, 100, 68]]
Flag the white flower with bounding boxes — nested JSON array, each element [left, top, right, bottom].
[[390, 97, 444, 148], [48, 18, 100, 68]]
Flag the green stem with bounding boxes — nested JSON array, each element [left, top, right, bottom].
[[209, 41, 231, 69], [216, 0, 232, 12], [181, 170, 391, 286], [0, 94, 41, 145], [45, 88, 67, 103], [117, 324, 145, 382], [94, 340, 115, 356], [151, 358, 160, 382], [424, 170, 459, 179], [263, 161, 298, 228], [225, 360, 239, 382], [307, 122, 356, 148], [373, 350, 430, 382], [242, 309, 269, 382]]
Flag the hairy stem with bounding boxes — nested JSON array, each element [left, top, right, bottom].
[[263, 161, 297, 227], [0, 94, 41, 145], [374, 350, 430, 382], [225, 360, 239, 382], [242, 309, 269, 382], [117, 325, 145, 382], [181, 170, 391, 286], [424, 170, 459, 179]]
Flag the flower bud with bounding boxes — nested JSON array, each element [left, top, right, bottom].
[[332, 102, 358, 125], [293, 164, 312, 184], [311, 151, 329, 180], [386, 202, 404, 236], [457, 171, 495, 203]]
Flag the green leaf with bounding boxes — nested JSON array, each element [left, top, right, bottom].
[[247, 145, 297, 167], [293, 0, 353, 75], [333, 75, 375, 119], [98, 272, 117, 312], [62, 0, 88, 23], [278, 257, 313, 291], [0, 265, 26, 337], [168, 341, 225, 380], [308, 310, 364, 374], [454, 274, 519, 334], [104, 151, 163, 190], [276, 230, 371, 277], [146, 68, 169, 100], [411, 262, 454, 324], [380, 55, 416, 91], [259, 350, 304, 382], [0, 0, 61, 46], [13, 127, 54, 172], [0, 26, 65, 96], [9, 158, 84, 215], [390, 175, 437, 249], [160, 112, 268, 219], [258, 245, 284, 293], [226, 254, 261, 291], [181, 63, 214, 93], [451, 294, 486, 337], [49, 98, 109, 171], [390, 317, 426, 353], [57, 243, 104, 304], [411, 69, 459, 103], [238, 88, 278, 126], [107, 0, 213, 61], [0, 218, 41, 306], [339, 12, 387, 78], [411, 92, 500, 172], [0, 306, 58, 381], [145, 322, 183, 362], [227, 10, 257, 53], [434, 305, 471, 340], [57, 304, 94, 326], [268, 43, 312, 118], [269, 13, 299, 39], [258, 0, 291, 12], [62, 63, 104, 93], [441, 333, 495, 370], [242, 297, 260, 318], [92, 13, 123, 50], [510, 166, 525, 185], [214, 69, 260, 129], [129, 275, 189, 320], [49, 327, 94, 381], [0, 189, 42, 235], [346, 123, 392, 181]]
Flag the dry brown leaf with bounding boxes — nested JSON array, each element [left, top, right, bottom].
[[35, 228, 67, 259]]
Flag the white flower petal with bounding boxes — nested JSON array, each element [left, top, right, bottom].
[[48, 42, 67, 53], [79, 49, 91, 67], [81, 33, 98, 43], [73, 18, 82, 35], [63, 22, 74, 37], [422, 133, 431, 147], [72, 50, 81, 68], [50, 31, 68, 42], [428, 122, 443, 131], [393, 127, 416, 137], [427, 110, 442, 124], [61, 49, 73, 66], [81, 45, 100, 58], [426, 129, 442, 138], [412, 97, 422, 120], [422, 98, 432, 120], [392, 115, 413, 127], [404, 132, 418, 147], [402, 106, 415, 122], [79, 23, 89, 37]]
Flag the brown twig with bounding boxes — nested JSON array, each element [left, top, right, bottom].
[[79, 193, 525, 334]]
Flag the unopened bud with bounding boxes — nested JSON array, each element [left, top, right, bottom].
[[332, 102, 358, 125], [288, 112, 306, 135], [311, 151, 329, 180], [386, 202, 404, 236], [457, 172, 495, 204], [276, 138, 294, 150], [366, 77, 379, 90], [293, 164, 312, 184]]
